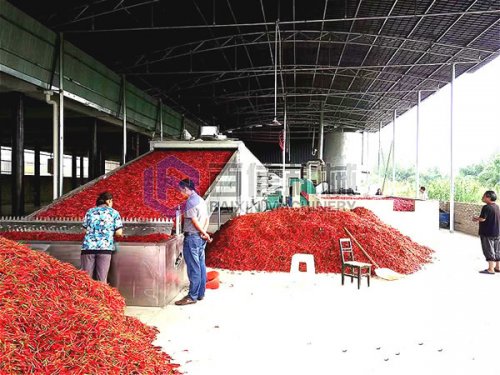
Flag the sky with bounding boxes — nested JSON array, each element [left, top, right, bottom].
[[368, 55, 500, 173]]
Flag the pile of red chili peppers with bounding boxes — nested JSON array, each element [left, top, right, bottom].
[[0, 232, 171, 243], [0, 236, 180, 374], [392, 198, 415, 212], [35, 150, 234, 220], [206, 207, 433, 274]]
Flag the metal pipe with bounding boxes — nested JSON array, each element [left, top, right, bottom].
[[377, 121, 381, 173], [58, 33, 65, 197], [319, 102, 324, 161], [392, 110, 396, 195], [69, 9, 500, 33], [126, 30, 490, 71], [89, 120, 98, 179], [79, 155, 85, 185], [0, 140, 2, 216], [311, 125, 316, 156], [55, 0, 158, 28], [282, 104, 287, 201], [125, 34, 482, 71], [274, 21, 278, 121], [361, 131, 365, 166], [45, 91, 58, 200], [71, 153, 78, 189], [159, 99, 163, 141], [366, 131, 369, 170], [126, 65, 475, 76], [450, 64, 456, 233], [122, 75, 127, 165], [287, 122, 291, 163], [416, 90, 421, 198]]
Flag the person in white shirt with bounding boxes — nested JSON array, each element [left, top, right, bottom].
[[418, 186, 428, 200]]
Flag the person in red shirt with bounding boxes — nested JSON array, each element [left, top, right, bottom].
[[473, 190, 500, 274]]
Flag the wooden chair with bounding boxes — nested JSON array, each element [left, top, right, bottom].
[[339, 238, 372, 289]]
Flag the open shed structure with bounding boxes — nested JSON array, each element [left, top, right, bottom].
[[1, 3, 500, 372], [4, 0, 499, 136], [0, 0, 500, 221]]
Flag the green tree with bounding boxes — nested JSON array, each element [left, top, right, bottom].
[[369, 153, 500, 203], [420, 167, 447, 185], [478, 154, 500, 188], [459, 163, 484, 177], [395, 166, 415, 182], [427, 176, 484, 203]]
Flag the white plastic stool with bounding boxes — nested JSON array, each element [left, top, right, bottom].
[[290, 253, 315, 274]]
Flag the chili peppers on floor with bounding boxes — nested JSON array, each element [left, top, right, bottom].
[[0, 236, 180, 374], [206, 207, 433, 274]]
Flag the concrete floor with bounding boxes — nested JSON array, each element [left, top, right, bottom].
[[126, 229, 500, 375]]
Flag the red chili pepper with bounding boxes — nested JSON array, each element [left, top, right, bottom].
[[35, 150, 234, 220], [0, 236, 181, 374], [206, 206, 433, 274]]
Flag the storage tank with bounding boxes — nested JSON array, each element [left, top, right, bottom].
[[323, 132, 362, 193]]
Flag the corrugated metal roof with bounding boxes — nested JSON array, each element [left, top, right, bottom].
[[6, 0, 500, 142]]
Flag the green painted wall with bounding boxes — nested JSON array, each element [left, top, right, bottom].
[[0, 0, 193, 137]]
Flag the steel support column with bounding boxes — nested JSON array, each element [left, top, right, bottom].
[[80, 155, 85, 185], [99, 150, 106, 176], [319, 102, 324, 160], [416, 91, 421, 198], [378, 121, 381, 173], [135, 133, 140, 159], [450, 64, 456, 233], [282, 106, 287, 200], [44, 91, 58, 200], [34, 143, 41, 207], [366, 132, 369, 170], [274, 21, 278, 122], [71, 153, 78, 189], [159, 100, 163, 141], [58, 33, 65, 197], [89, 120, 98, 179], [0, 126, 3, 215], [11, 93, 25, 216], [361, 131, 365, 166], [392, 110, 396, 195], [122, 75, 127, 165]]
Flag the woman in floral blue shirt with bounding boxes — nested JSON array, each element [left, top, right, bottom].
[[81, 191, 123, 282]]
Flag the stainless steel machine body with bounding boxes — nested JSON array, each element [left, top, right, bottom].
[[26, 235, 187, 307]]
